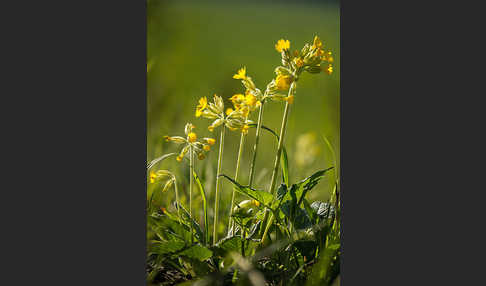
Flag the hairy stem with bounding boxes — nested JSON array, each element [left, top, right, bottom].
[[248, 101, 265, 187], [228, 130, 246, 236], [213, 126, 226, 245], [260, 98, 292, 242], [189, 145, 194, 243], [174, 178, 181, 224]]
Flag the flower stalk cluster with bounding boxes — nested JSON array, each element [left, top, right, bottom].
[[164, 123, 215, 242], [148, 35, 334, 247]]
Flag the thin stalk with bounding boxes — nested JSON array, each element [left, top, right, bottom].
[[259, 100, 291, 242], [248, 101, 265, 187], [228, 130, 246, 236], [174, 178, 181, 223], [189, 145, 194, 243], [213, 126, 226, 245]]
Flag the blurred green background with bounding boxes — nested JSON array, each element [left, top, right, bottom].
[[147, 0, 339, 231]]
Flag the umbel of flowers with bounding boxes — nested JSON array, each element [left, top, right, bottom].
[[164, 123, 215, 242]]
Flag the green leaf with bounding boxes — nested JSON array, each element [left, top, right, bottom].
[[149, 240, 186, 255], [279, 168, 334, 208], [147, 152, 178, 170], [177, 203, 204, 243], [306, 243, 340, 286], [247, 221, 261, 239], [217, 236, 243, 253], [220, 175, 273, 206], [148, 214, 191, 242], [276, 183, 288, 201], [281, 146, 289, 186], [281, 201, 312, 230], [311, 201, 331, 218], [179, 245, 213, 261], [193, 171, 209, 245]]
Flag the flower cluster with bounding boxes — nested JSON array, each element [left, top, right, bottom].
[[164, 123, 215, 161], [195, 94, 251, 134], [264, 36, 334, 104]]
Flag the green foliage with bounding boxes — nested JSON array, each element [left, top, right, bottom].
[[219, 175, 274, 207]]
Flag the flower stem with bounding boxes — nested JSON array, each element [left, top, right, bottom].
[[189, 145, 194, 243], [213, 126, 226, 245], [248, 101, 265, 187], [228, 130, 246, 236], [174, 177, 181, 224], [259, 99, 291, 242]]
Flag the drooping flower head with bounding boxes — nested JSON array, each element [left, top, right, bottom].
[[164, 123, 215, 162], [197, 94, 250, 134]]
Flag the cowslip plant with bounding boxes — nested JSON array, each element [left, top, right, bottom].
[[146, 35, 339, 286], [195, 94, 249, 245], [164, 123, 215, 242]]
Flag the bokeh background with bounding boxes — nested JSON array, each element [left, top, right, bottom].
[[147, 0, 339, 234]]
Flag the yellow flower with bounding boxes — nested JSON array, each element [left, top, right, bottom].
[[284, 95, 294, 104], [294, 57, 304, 68], [164, 136, 171, 142], [203, 144, 211, 151], [176, 155, 183, 162], [149, 171, 157, 183], [187, 132, 197, 143], [275, 74, 293, 90], [208, 125, 214, 132], [195, 96, 208, 117], [325, 64, 333, 75], [241, 124, 249, 134], [327, 55, 334, 63], [204, 138, 216, 145], [226, 108, 233, 115], [275, 39, 290, 53], [245, 93, 257, 107], [253, 200, 260, 207], [233, 67, 246, 80], [312, 36, 323, 50], [231, 94, 245, 103], [198, 153, 205, 160]]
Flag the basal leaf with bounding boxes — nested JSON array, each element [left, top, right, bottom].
[[220, 175, 273, 206], [311, 201, 331, 218], [149, 240, 186, 255], [179, 244, 213, 261], [177, 203, 204, 243]]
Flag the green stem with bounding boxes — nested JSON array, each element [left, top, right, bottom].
[[248, 101, 265, 187], [260, 99, 292, 243], [213, 126, 226, 245], [174, 177, 181, 223], [228, 131, 246, 236], [189, 145, 194, 243]]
